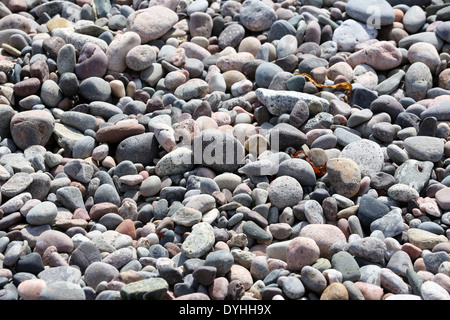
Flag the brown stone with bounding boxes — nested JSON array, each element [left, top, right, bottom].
[[95, 123, 146, 143], [320, 283, 349, 300], [89, 202, 119, 221], [115, 219, 136, 239], [10, 110, 55, 150], [13, 78, 41, 96]]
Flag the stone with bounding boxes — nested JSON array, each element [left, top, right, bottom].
[[126, 6, 178, 43], [1, 172, 32, 198], [332, 19, 378, 52], [79, 77, 111, 102], [404, 136, 444, 162], [75, 43, 108, 80], [239, 0, 277, 32], [345, 0, 395, 27], [255, 88, 329, 116], [299, 224, 347, 259], [286, 237, 320, 271], [26, 201, 58, 226], [370, 208, 404, 238], [10, 110, 55, 150], [106, 32, 141, 73], [405, 62, 433, 102], [339, 139, 384, 176], [268, 176, 303, 210], [407, 229, 449, 250], [181, 222, 215, 258], [326, 158, 361, 198]]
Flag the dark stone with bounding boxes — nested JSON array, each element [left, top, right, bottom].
[[69, 241, 102, 273], [417, 116, 437, 137], [395, 111, 421, 131], [357, 194, 390, 231], [15, 252, 45, 275], [115, 133, 159, 167]]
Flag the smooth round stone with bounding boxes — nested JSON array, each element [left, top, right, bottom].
[[407, 42, 440, 73], [242, 221, 272, 244], [189, 13, 213, 38], [239, 0, 277, 32], [345, 0, 395, 27], [26, 201, 57, 226], [204, 250, 234, 277], [39, 282, 85, 300], [10, 110, 55, 150], [300, 266, 327, 295], [79, 77, 111, 102], [276, 158, 316, 187], [347, 109, 373, 128], [57, 44, 76, 74], [436, 21, 450, 43], [218, 24, 245, 49], [403, 5, 426, 34], [421, 281, 450, 300], [331, 251, 361, 282], [403, 136, 444, 162], [421, 101, 450, 121], [96, 123, 145, 144], [435, 187, 450, 211], [267, 20, 296, 42], [170, 207, 202, 227], [72, 136, 96, 159], [126, 6, 178, 43], [299, 224, 347, 259], [94, 184, 120, 207], [140, 175, 161, 198], [405, 62, 433, 102], [320, 282, 349, 300], [387, 184, 419, 202], [17, 279, 47, 300], [326, 158, 361, 198], [280, 275, 305, 300], [64, 159, 94, 184], [115, 133, 159, 167], [174, 79, 209, 100], [286, 237, 320, 271], [332, 19, 378, 52], [268, 176, 303, 210], [75, 43, 108, 80], [254, 62, 284, 89], [40, 80, 63, 108], [120, 277, 167, 300], [34, 230, 74, 256], [339, 139, 384, 176], [56, 186, 85, 212], [255, 88, 329, 116], [394, 159, 433, 193], [407, 229, 449, 250]]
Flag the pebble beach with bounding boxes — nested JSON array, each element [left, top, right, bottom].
[[0, 0, 449, 302]]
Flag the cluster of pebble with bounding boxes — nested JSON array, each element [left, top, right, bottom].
[[0, 0, 449, 301]]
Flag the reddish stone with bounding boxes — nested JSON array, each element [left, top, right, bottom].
[[35, 231, 73, 256], [6, 0, 27, 12], [13, 78, 41, 96], [115, 219, 136, 239], [89, 202, 119, 221], [73, 208, 90, 221], [95, 123, 146, 143]]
